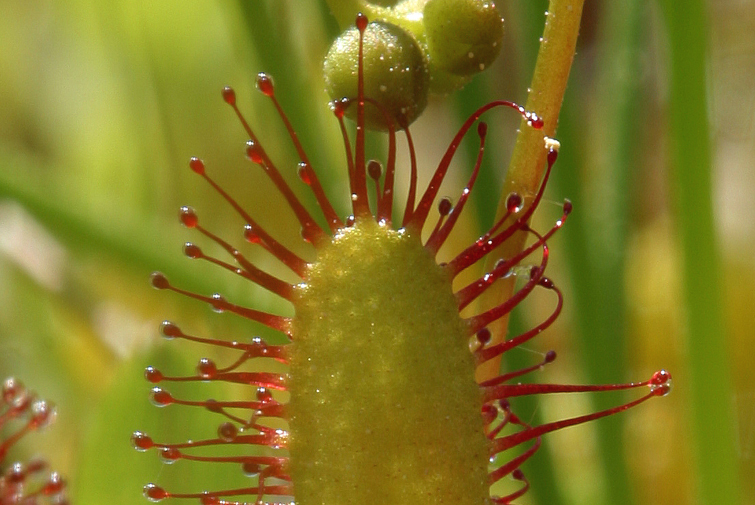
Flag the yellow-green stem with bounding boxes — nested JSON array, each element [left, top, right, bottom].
[[478, 0, 585, 382]]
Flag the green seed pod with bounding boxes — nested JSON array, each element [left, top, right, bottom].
[[423, 0, 504, 76], [323, 20, 429, 130]]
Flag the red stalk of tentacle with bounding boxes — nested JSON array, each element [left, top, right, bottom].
[[483, 371, 670, 403], [490, 386, 668, 454], [362, 97, 400, 223], [407, 101, 542, 233], [368, 160, 383, 213], [332, 100, 357, 218], [464, 245, 550, 335], [446, 148, 558, 277], [333, 95, 399, 224], [492, 470, 530, 504], [377, 111, 397, 223], [427, 199, 450, 241], [189, 157, 308, 277], [484, 403, 512, 441], [488, 439, 540, 488], [401, 125, 419, 228], [486, 402, 538, 504], [180, 216, 293, 301], [152, 485, 293, 501], [425, 122, 487, 254], [221, 87, 326, 246], [352, 13, 371, 219], [195, 499, 291, 505], [476, 192, 527, 251], [160, 322, 288, 361], [455, 201, 570, 310], [149, 273, 290, 335], [145, 398, 283, 428], [143, 435, 287, 452], [0, 422, 35, 459], [202, 403, 286, 426], [473, 281, 562, 364], [482, 350, 557, 386], [184, 242, 293, 300], [161, 453, 283, 466], [148, 369, 286, 389], [259, 79, 344, 233], [145, 394, 267, 413], [0, 398, 33, 427], [245, 145, 324, 245]]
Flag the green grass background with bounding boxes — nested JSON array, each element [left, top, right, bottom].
[[0, 1, 752, 504]]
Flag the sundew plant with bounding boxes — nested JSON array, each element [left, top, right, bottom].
[[135, 5, 671, 503], [0, 1, 751, 505]]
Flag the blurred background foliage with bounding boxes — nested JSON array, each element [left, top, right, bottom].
[[0, 0, 753, 504]]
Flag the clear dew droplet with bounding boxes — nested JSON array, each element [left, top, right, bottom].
[[143, 483, 167, 502], [211, 293, 226, 313], [649, 369, 673, 396], [160, 447, 181, 464], [218, 422, 238, 442], [506, 192, 523, 214], [256, 387, 273, 403], [132, 431, 153, 451], [197, 358, 217, 379], [149, 387, 172, 407]]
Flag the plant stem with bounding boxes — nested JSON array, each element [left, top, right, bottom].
[[478, 0, 585, 381]]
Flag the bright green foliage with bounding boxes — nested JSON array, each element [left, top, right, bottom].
[[289, 218, 489, 505]]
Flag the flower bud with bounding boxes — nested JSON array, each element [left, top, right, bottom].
[[423, 0, 504, 76], [324, 20, 429, 130]]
